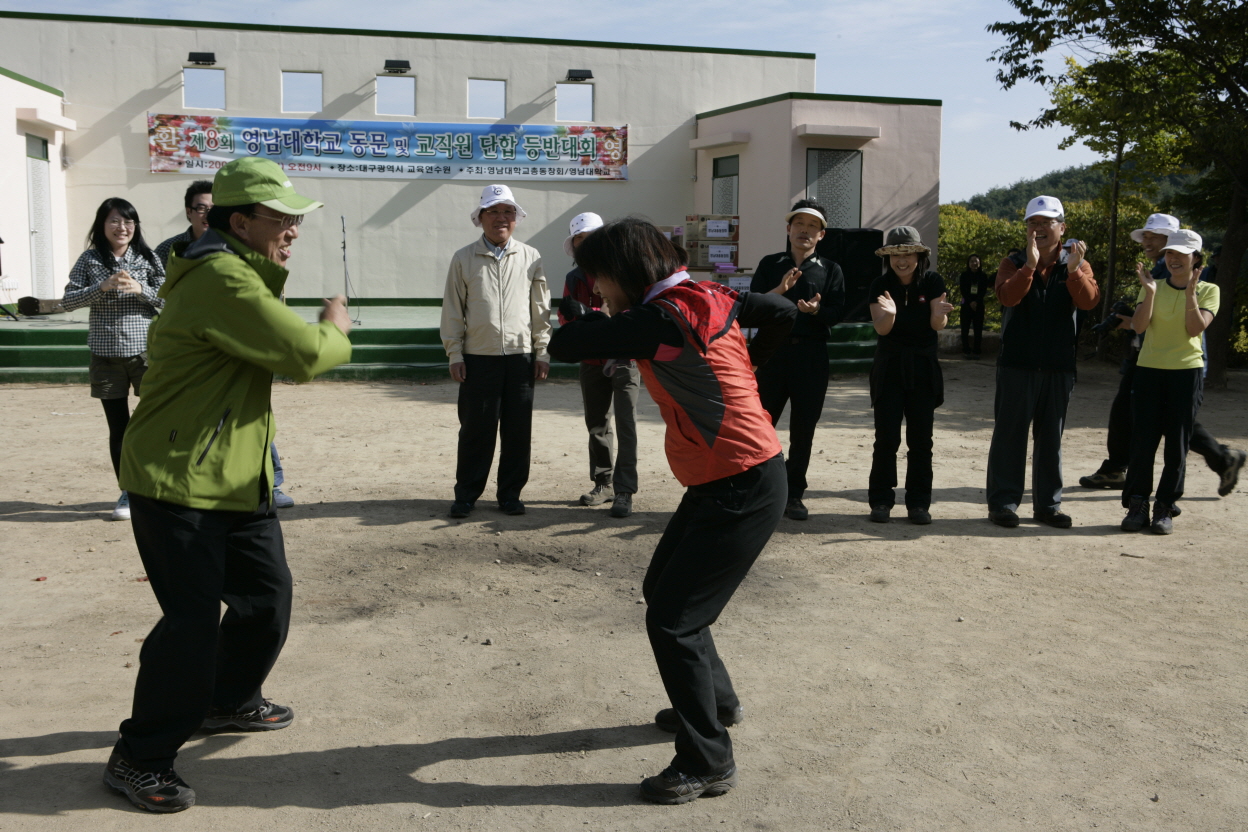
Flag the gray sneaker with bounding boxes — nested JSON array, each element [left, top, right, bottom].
[[580, 482, 614, 506]]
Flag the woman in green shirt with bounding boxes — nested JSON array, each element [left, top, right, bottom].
[[1121, 229, 1219, 534]]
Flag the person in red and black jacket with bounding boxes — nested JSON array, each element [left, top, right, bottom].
[[550, 218, 796, 806], [560, 212, 641, 517]]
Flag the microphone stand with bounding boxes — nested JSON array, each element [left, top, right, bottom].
[[341, 216, 361, 325]]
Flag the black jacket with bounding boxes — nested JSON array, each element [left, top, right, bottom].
[[750, 252, 845, 340]]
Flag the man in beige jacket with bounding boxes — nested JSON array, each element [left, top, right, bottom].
[[441, 184, 550, 518]]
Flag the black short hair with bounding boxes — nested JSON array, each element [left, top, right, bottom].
[[206, 203, 257, 233], [574, 218, 685, 308], [184, 180, 214, 209], [787, 198, 827, 224]]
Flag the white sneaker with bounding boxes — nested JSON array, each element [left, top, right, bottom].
[[111, 491, 131, 521]]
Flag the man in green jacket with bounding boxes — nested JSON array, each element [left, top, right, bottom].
[[104, 158, 352, 813]]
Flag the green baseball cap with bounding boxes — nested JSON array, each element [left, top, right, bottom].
[[212, 157, 324, 215]]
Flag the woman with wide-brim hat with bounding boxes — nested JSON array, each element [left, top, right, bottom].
[[866, 226, 953, 524]]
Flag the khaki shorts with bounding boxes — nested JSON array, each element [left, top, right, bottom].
[[89, 353, 148, 400]]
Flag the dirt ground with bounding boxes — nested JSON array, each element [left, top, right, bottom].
[[2, 358, 1246, 831]]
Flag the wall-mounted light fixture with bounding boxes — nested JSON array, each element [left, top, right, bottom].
[[188, 52, 217, 65], [564, 69, 593, 82], [384, 60, 411, 74]]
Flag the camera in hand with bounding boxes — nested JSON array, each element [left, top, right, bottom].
[[1090, 300, 1134, 335]]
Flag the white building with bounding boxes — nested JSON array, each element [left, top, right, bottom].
[[0, 11, 940, 304]]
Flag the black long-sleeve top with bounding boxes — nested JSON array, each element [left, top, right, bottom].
[[958, 268, 989, 307], [749, 251, 845, 341], [550, 288, 796, 369]]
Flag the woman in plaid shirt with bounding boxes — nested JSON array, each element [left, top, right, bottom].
[[62, 197, 164, 520]]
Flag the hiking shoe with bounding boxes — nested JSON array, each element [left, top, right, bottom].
[[448, 500, 474, 518], [1150, 502, 1174, 535], [907, 508, 932, 525], [869, 505, 891, 523], [103, 752, 195, 813], [500, 500, 526, 516], [580, 482, 614, 506], [610, 492, 633, 518], [1034, 509, 1073, 529], [1079, 468, 1126, 489], [784, 497, 809, 521], [639, 765, 738, 804], [1219, 449, 1246, 497], [1121, 496, 1149, 532], [202, 699, 294, 732], [654, 704, 744, 733], [272, 488, 295, 509], [989, 508, 1020, 528], [111, 491, 131, 522]]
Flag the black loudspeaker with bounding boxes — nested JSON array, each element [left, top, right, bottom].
[[817, 228, 883, 322]]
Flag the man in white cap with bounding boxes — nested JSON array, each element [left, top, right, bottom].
[[986, 195, 1099, 529], [441, 184, 550, 518], [1080, 212, 1246, 496], [559, 212, 641, 517]]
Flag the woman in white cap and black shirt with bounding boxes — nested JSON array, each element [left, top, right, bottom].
[[866, 226, 952, 524], [1120, 229, 1219, 534], [559, 212, 641, 517]]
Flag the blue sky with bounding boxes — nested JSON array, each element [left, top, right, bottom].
[[5, 0, 1099, 203]]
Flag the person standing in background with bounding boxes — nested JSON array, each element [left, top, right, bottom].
[[958, 254, 988, 358]]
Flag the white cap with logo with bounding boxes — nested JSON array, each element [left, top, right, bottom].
[[564, 212, 604, 257], [1024, 195, 1064, 220], [1130, 213, 1180, 243], [470, 184, 527, 227], [1161, 228, 1202, 255]]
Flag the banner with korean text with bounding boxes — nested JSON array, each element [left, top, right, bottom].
[[148, 114, 628, 181]]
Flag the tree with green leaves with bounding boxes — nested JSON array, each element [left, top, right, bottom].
[[988, 0, 1248, 384]]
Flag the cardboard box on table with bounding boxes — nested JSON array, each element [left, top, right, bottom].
[[683, 214, 740, 242]]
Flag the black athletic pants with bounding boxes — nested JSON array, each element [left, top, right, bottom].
[[868, 357, 936, 510], [455, 353, 535, 505], [756, 340, 829, 501], [116, 491, 291, 771], [1123, 367, 1203, 506], [643, 454, 786, 777]]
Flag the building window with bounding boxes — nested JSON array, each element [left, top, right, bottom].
[[468, 79, 506, 119], [183, 67, 225, 110], [712, 155, 739, 215], [282, 71, 323, 113], [806, 149, 862, 228], [26, 133, 49, 161], [555, 83, 593, 122], [376, 75, 416, 117]]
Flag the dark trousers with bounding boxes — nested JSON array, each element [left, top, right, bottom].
[[116, 491, 291, 771], [961, 305, 984, 354], [1103, 361, 1229, 475], [578, 360, 641, 494], [756, 340, 829, 500], [1124, 367, 1203, 506], [455, 353, 535, 504], [869, 358, 936, 510], [642, 454, 786, 776], [986, 366, 1075, 514]]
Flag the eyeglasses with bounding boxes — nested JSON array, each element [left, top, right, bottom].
[[482, 208, 517, 219], [189, 205, 211, 215], [250, 210, 304, 228], [107, 219, 137, 228], [1026, 218, 1059, 228]]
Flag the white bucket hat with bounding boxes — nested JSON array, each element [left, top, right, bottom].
[[470, 184, 527, 227], [1130, 213, 1180, 243], [1024, 195, 1064, 220], [563, 212, 604, 257], [1161, 228, 1202, 255]]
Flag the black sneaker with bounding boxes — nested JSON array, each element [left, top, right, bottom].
[[103, 752, 196, 813], [580, 482, 614, 506], [500, 500, 526, 516], [1033, 509, 1073, 529], [989, 508, 1020, 528], [639, 765, 738, 804], [869, 505, 891, 523], [1078, 468, 1126, 489], [610, 492, 633, 518], [654, 704, 744, 733], [1219, 449, 1246, 497], [202, 699, 294, 732], [1150, 502, 1174, 535], [1121, 496, 1149, 532], [448, 500, 474, 518], [784, 497, 809, 521], [907, 508, 932, 525]]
